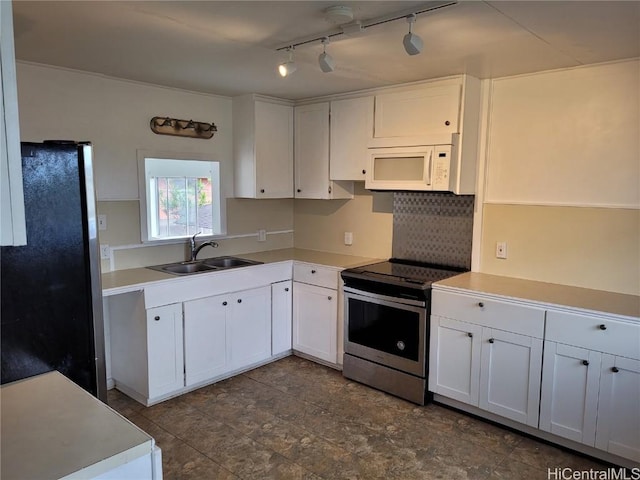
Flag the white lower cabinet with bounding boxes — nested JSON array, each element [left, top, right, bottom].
[[272, 280, 293, 356], [432, 285, 640, 466], [430, 290, 545, 428], [478, 328, 543, 427], [226, 286, 272, 370], [293, 281, 338, 364], [539, 342, 601, 445], [596, 355, 640, 462], [109, 292, 185, 404], [430, 315, 542, 427], [540, 309, 640, 463], [184, 286, 271, 387], [183, 295, 227, 386], [146, 303, 185, 399], [430, 317, 482, 405]]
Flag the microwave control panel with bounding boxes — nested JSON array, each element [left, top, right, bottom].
[[432, 146, 451, 191]]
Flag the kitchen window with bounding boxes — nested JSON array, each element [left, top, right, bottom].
[[139, 155, 224, 243]]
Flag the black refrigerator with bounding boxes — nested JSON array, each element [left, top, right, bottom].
[[1, 142, 107, 401]]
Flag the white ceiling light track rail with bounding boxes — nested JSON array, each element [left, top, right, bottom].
[[275, 0, 457, 75]]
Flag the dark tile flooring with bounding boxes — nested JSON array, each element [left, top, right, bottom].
[[108, 356, 607, 480]]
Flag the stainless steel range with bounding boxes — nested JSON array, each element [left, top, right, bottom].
[[341, 259, 466, 405]]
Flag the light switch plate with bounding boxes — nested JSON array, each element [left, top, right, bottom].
[[98, 214, 107, 231], [100, 244, 110, 260], [344, 232, 353, 246], [258, 229, 267, 242]]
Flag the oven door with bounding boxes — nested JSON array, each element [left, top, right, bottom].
[[343, 287, 427, 377]]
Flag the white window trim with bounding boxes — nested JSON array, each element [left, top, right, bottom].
[[137, 150, 227, 244]]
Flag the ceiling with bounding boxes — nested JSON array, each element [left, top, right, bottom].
[[11, 1, 640, 100]]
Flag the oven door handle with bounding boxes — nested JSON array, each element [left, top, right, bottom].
[[343, 286, 426, 308]]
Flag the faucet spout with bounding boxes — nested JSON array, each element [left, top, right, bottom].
[[189, 232, 219, 261]]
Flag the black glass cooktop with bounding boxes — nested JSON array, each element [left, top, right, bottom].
[[341, 259, 467, 289]]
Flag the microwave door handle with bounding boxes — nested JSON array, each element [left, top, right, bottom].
[[426, 150, 433, 186]]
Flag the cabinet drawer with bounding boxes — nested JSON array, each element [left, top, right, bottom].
[[293, 263, 338, 290], [432, 290, 545, 338], [546, 311, 640, 360]]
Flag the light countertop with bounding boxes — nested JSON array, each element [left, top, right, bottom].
[[101, 248, 381, 296], [0, 372, 154, 480], [435, 272, 640, 320]]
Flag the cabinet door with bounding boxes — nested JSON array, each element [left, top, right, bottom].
[[479, 328, 543, 427], [146, 304, 184, 398], [227, 286, 271, 370], [373, 84, 460, 139], [429, 316, 482, 405], [272, 280, 292, 356], [292, 282, 337, 364], [330, 96, 373, 181], [183, 295, 227, 387], [255, 101, 293, 198], [0, 0, 26, 246], [294, 103, 330, 199], [596, 355, 640, 462], [539, 342, 601, 445]]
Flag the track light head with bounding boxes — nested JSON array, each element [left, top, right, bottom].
[[403, 14, 423, 55], [278, 61, 297, 77], [318, 37, 335, 73], [278, 47, 297, 77]]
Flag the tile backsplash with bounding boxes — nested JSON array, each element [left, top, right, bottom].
[[392, 193, 475, 269]]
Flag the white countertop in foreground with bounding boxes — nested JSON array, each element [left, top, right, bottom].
[[435, 272, 640, 320], [101, 248, 381, 296], [1, 372, 154, 480]]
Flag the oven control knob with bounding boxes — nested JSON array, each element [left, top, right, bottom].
[[396, 341, 405, 351]]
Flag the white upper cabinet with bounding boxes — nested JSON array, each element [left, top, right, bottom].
[[367, 75, 482, 194], [233, 95, 293, 198], [372, 83, 461, 144], [329, 96, 373, 181], [1, 0, 26, 246], [294, 103, 353, 200]]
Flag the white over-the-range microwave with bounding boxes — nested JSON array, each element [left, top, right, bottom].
[[365, 134, 462, 192]]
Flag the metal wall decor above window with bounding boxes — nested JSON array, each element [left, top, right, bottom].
[[150, 116, 217, 139]]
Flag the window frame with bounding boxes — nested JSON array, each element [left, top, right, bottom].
[[137, 150, 227, 244]]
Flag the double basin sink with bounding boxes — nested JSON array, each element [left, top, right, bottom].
[[148, 256, 263, 276]]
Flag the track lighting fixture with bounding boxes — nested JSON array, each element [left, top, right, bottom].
[[318, 37, 335, 73], [403, 14, 423, 55], [275, 1, 456, 77], [278, 47, 297, 77]]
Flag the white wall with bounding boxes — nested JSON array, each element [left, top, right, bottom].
[[479, 59, 640, 295], [16, 62, 293, 271]]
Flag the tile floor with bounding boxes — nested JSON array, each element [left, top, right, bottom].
[[108, 356, 608, 480]]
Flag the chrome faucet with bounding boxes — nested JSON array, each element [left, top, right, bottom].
[[189, 232, 219, 261]]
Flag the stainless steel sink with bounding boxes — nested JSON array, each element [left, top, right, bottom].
[[202, 256, 262, 269], [147, 256, 262, 276]]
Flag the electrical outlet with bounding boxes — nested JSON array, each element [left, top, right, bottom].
[[258, 229, 267, 242], [98, 214, 107, 231], [100, 244, 110, 260], [496, 241, 507, 259], [344, 232, 353, 246]]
